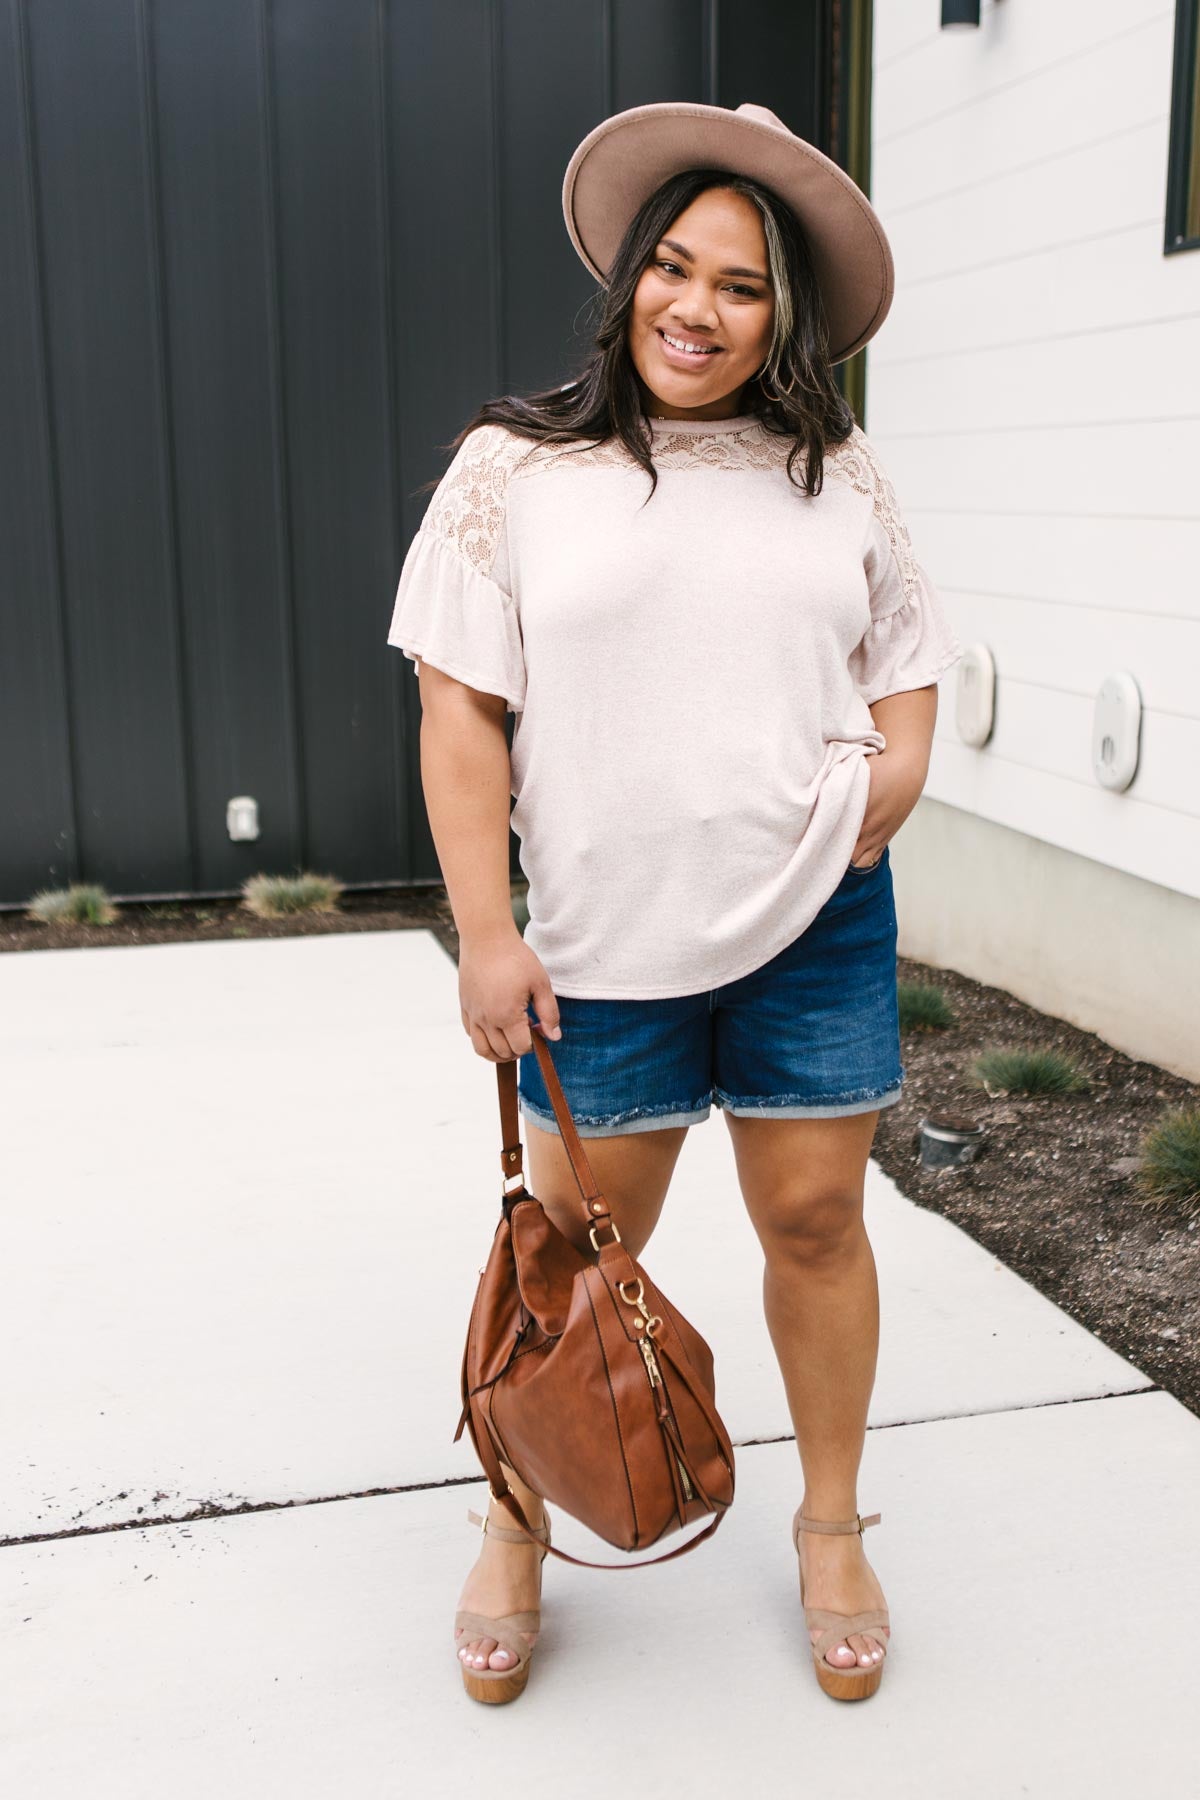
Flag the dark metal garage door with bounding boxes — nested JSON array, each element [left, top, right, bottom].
[[0, 0, 864, 906]]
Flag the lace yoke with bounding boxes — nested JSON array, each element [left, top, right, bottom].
[[421, 418, 920, 605]]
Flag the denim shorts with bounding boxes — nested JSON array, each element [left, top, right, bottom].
[[517, 845, 903, 1137]]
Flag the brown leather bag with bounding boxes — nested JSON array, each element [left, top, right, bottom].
[[453, 1030, 736, 1569]]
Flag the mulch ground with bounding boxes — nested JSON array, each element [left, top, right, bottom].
[[6, 884, 1196, 1418]]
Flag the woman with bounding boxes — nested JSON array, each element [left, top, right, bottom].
[[388, 101, 962, 1705]]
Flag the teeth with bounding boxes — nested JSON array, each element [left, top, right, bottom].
[[662, 331, 717, 354]]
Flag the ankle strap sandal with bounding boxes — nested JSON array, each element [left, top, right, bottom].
[[793, 1506, 890, 1702], [454, 1505, 552, 1705]]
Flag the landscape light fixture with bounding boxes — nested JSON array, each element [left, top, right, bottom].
[[941, 0, 981, 25]]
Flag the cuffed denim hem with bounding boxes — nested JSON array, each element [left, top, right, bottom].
[[517, 1095, 712, 1137], [715, 1082, 904, 1119]]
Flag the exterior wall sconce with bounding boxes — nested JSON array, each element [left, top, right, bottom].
[[941, 0, 981, 25]]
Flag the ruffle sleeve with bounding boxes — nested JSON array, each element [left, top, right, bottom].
[[386, 422, 529, 712], [387, 524, 526, 712], [849, 523, 963, 705]]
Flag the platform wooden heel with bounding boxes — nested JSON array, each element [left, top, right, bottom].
[[454, 1505, 551, 1704], [793, 1506, 890, 1701]]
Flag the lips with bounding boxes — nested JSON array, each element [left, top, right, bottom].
[[657, 326, 723, 367]]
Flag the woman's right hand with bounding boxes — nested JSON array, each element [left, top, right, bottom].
[[458, 929, 562, 1062]]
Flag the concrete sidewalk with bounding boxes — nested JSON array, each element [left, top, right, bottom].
[[2, 929, 1196, 1795]]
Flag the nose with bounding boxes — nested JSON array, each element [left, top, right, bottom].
[[667, 304, 720, 335], [668, 286, 720, 327]]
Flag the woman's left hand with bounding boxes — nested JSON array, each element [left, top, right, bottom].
[[849, 749, 928, 868]]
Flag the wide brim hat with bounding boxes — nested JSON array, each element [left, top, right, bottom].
[[562, 101, 894, 365]]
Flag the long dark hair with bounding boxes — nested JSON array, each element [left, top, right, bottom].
[[424, 168, 856, 505]]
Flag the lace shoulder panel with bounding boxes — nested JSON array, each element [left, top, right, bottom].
[[422, 423, 538, 577], [823, 426, 920, 608], [510, 421, 796, 477]]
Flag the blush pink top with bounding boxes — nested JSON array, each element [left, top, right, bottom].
[[387, 412, 962, 998]]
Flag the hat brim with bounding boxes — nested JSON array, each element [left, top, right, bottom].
[[562, 102, 894, 365]]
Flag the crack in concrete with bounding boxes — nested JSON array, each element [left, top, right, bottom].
[[0, 1384, 1160, 1550]]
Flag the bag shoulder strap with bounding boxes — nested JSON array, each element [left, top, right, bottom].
[[496, 1034, 617, 1239]]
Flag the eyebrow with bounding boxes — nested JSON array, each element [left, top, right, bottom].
[[658, 238, 770, 283]]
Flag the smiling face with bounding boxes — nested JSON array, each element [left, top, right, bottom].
[[628, 186, 776, 422]]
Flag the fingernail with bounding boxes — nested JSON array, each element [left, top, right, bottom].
[[550, 1027, 562, 1039]]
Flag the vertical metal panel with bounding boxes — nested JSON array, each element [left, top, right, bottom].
[[0, 0, 834, 906], [612, 1, 707, 108], [0, 0, 77, 894], [22, 0, 192, 894], [499, 2, 612, 392], [269, 0, 399, 884], [151, 0, 302, 891], [717, 0, 827, 139], [386, 0, 501, 881]]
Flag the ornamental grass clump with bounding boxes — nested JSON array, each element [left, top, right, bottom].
[[969, 1046, 1091, 1097], [240, 871, 344, 919], [898, 981, 955, 1032], [1132, 1103, 1200, 1219], [26, 883, 118, 927]]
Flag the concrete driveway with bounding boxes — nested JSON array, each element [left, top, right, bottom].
[[2, 929, 1195, 1795]]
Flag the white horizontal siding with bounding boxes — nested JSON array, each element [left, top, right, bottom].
[[932, 661, 1197, 818], [876, 419, 1199, 518], [883, 113, 1167, 286], [870, 315, 1200, 434], [868, 1, 1200, 899], [878, 220, 1200, 362], [933, 736, 1200, 898], [938, 588, 1200, 741], [915, 512, 1200, 618], [874, 3, 1171, 151]]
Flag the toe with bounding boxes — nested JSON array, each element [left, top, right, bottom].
[[814, 1631, 857, 1668], [847, 1632, 877, 1666]]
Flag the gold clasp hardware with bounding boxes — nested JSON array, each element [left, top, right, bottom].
[[617, 1275, 663, 1339], [588, 1219, 622, 1252]]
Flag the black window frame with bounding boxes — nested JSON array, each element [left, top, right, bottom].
[[1166, 0, 1200, 253]]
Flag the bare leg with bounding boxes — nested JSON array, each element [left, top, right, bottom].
[[456, 1115, 689, 1672], [724, 1108, 891, 1672]]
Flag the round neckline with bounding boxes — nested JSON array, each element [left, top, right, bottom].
[[645, 411, 761, 434]]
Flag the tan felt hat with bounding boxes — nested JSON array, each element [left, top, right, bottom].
[[562, 100, 894, 365]]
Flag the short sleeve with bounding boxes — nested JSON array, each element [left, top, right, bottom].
[[387, 423, 529, 712], [839, 430, 964, 707]]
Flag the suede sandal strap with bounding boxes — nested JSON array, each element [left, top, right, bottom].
[[453, 1608, 540, 1670], [466, 1506, 550, 1546], [810, 1632, 889, 1665], [805, 1608, 891, 1661], [793, 1509, 881, 1538]]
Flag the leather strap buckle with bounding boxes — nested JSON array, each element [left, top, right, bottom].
[[588, 1219, 622, 1252]]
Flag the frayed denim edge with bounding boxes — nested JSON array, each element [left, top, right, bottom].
[[716, 1084, 903, 1119], [517, 1095, 712, 1137]]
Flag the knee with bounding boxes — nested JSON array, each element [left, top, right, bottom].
[[757, 1187, 866, 1271]]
